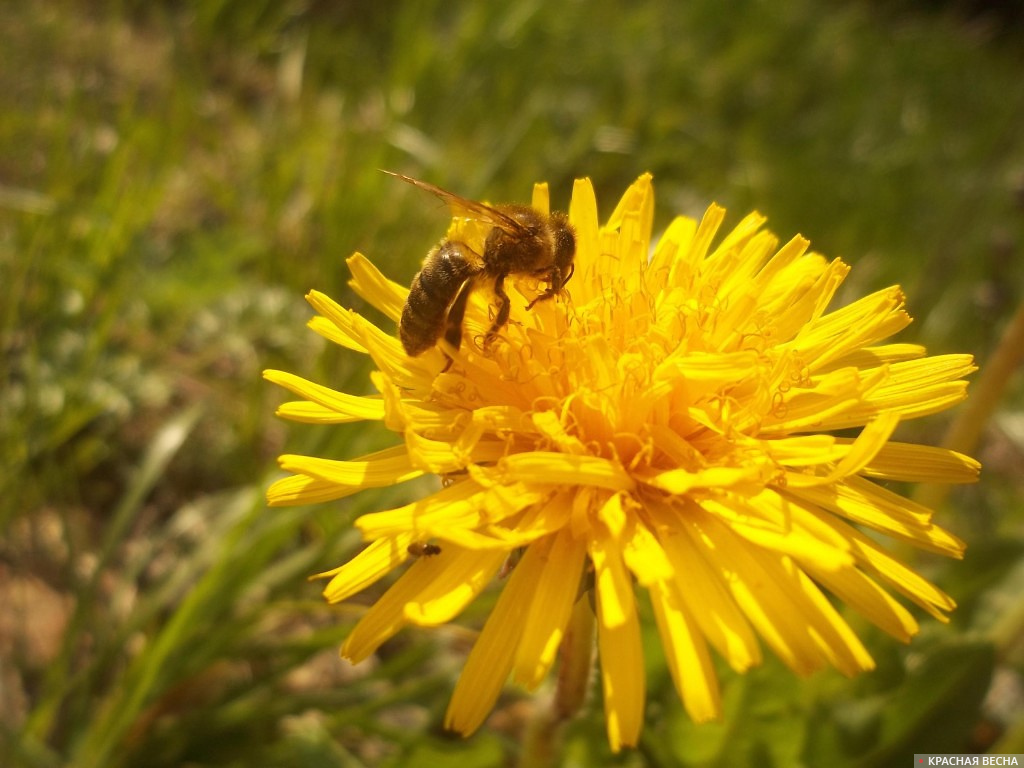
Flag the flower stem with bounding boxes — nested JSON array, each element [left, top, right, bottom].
[[555, 595, 595, 722], [518, 596, 595, 768]]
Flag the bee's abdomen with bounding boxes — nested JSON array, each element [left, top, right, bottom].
[[400, 241, 478, 356]]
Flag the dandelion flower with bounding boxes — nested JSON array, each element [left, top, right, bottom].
[[265, 174, 979, 751]]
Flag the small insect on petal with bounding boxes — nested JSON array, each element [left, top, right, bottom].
[[407, 542, 442, 557]]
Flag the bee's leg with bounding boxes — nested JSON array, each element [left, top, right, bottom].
[[440, 278, 474, 369], [484, 274, 510, 350], [526, 263, 574, 310]]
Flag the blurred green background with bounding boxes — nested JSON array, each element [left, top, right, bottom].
[[2, 1, 1022, 766]]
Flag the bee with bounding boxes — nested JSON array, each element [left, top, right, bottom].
[[387, 171, 576, 357], [407, 541, 442, 557]]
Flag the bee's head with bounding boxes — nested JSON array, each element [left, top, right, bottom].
[[550, 211, 576, 288]]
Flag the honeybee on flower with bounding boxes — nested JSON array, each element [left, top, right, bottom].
[[265, 173, 978, 751]]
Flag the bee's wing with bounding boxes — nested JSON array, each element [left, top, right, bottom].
[[382, 170, 528, 235]]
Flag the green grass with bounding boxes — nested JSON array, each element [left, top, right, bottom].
[[2, 1, 1022, 766]]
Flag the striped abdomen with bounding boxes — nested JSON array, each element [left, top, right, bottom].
[[399, 241, 480, 356]]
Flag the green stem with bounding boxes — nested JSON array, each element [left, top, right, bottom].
[[518, 596, 595, 768], [555, 596, 595, 722]]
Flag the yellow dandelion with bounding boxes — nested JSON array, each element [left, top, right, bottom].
[[265, 173, 979, 751]]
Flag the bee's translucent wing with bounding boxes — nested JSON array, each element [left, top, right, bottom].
[[382, 170, 528, 235]]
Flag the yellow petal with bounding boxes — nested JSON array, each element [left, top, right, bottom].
[[341, 565, 418, 663], [786, 562, 875, 676], [622, 518, 675, 586], [591, 533, 645, 752], [808, 509, 957, 620], [277, 445, 422, 496], [761, 365, 888, 434], [823, 343, 927, 370], [267, 473, 359, 506], [307, 314, 366, 353], [403, 547, 505, 626], [859, 442, 981, 484], [763, 434, 843, 466], [306, 290, 369, 352], [792, 476, 966, 557], [783, 412, 900, 487], [596, 492, 627, 537], [649, 580, 721, 723], [512, 530, 587, 688], [817, 355, 976, 430], [531, 181, 550, 215], [801, 559, 919, 642], [444, 540, 541, 736], [404, 430, 501, 473], [498, 452, 634, 491], [658, 524, 762, 672], [264, 369, 385, 421], [751, 234, 811, 293], [346, 252, 407, 322], [801, 287, 911, 370], [706, 210, 767, 267], [700, 495, 855, 573], [273, 401, 373, 424], [647, 215, 696, 285], [354, 480, 485, 540], [317, 534, 414, 603], [568, 177, 600, 295], [682, 509, 829, 676], [645, 465, 765, 495], [688, 204, 726, 268]]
